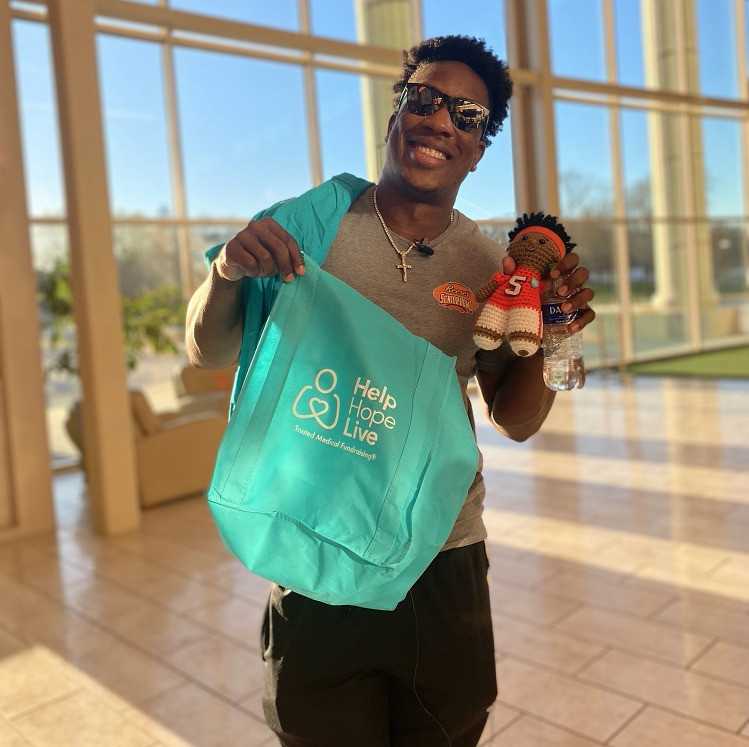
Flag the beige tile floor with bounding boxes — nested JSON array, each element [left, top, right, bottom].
[[1, 373, 749, 746]]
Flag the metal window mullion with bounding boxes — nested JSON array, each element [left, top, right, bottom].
[[299, 0, 322, 186], [94, 0, 402, 68]]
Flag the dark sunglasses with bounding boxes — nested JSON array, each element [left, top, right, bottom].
[[398, 82, 490, 135]]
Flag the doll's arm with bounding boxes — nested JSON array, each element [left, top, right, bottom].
[[476, 279, 499, 303], [476, 272, 513, 303]]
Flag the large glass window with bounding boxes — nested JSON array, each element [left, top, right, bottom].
[[454, 119, 515, 220], [32, 224, 78, 465], [633, 220, 690, 355], [97, 35, 173, 218], [549, 0, 605, 81], [11, 20, 65, 218], [701, 117, 744, 218], [113, 225, 185, 408], [696, 0, 738, 99], [422, 0, 507, 60], [174, 49, 313, 219], [700, 219, 749, 343], [309, 0, 357, 41], [614, 0, 645, 87], [167, 0, 299, 30], [315, 69, 368, 181], [555, 101, 614, 218], [563, 221, 618, 367], [620, 109, 652, 217]]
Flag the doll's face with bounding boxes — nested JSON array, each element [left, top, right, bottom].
[[507, 231, 563, 274]]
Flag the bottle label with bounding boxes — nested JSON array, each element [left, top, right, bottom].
[[542, 302, 583, 325]]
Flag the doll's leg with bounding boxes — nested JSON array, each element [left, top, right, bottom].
[[473, 304, 507, 350], [506, 307, 542, 357]]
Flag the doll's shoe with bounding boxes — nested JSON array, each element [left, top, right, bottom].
[[508, 333, 540, 357], [473, 326, 504, 350]]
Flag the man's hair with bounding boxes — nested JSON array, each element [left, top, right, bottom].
[[392, 35, 513, 146]]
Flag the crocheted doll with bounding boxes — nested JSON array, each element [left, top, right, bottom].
[[473, 213, 576, 356]]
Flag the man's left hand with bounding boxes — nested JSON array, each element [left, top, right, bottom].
[[550, 252, 595, 333]]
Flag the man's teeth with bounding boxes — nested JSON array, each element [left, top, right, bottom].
[[414, 145, 447, 160]]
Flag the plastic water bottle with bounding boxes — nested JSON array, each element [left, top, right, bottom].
[[541, 266, 585, 391]]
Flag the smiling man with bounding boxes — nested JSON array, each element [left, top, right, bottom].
[[187, 35, 594, 747]]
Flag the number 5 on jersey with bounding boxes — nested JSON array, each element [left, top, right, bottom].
[[504, 274, 527, 296]]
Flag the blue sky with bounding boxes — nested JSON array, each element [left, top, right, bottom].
[[10, 0, 747, 228]]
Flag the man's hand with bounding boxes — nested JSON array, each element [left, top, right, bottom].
[[549, 252, 595, 332], [501, 251, 596, 332], [216, 217, 305, 283], [477, 250, 595, 441]]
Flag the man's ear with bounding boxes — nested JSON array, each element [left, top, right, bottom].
[[472, 140, 487, 170], [386, 113, 396, 140]]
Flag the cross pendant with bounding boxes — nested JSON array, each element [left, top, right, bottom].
[[397, 259, 412, 282]]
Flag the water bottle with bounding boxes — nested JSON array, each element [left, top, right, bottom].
[[541, 265, 585, 391]]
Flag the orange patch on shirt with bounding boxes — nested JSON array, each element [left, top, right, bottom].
[[432, 283, 479, 314]]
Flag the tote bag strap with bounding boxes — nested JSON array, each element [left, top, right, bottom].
[[214, 257, 319, 499]]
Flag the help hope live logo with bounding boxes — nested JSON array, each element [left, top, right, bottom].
[[291, 369, 397, 459]]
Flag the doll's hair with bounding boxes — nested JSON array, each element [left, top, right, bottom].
[[508, 212, 577, 254], [392, 35, 513, 146]]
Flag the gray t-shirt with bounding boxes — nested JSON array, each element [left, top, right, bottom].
[[322, 186, 513, 550]]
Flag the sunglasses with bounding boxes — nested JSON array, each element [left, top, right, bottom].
[[398, 82, 490, 135]]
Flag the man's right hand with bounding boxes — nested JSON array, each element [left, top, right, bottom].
[[215, 217, 305, 283]]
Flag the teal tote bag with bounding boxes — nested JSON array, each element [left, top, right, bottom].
[[207, 255, 479, 610]]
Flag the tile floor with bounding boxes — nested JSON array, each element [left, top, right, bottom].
[[1, 373, 748, 746]]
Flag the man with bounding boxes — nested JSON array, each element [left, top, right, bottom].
[[187, 35, 594, 747]]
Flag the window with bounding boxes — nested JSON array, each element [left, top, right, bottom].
[[309, 0, 357, 41], [174, 49, 313, 219], [696, 0, 738, 99], [97, 35, 173, 217], [422, 0, 507, 60], [11, 20, 65, 218], [620, 109, 652, 217], [614, 0, 645, 87], [701, 117, 744, 218], [167, 0, 299, 30], [549, 0, 605, 81], [455, 118, 515, 220], [315, 69, 368, 181], [555, 101, 613, 218]]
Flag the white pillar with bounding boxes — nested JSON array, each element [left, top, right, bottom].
[[642, 0, 716, 321], [356, 0, 416, 181], [48, 0, 140, 534]]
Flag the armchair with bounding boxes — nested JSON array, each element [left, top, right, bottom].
[[66, 390, 227, 508]]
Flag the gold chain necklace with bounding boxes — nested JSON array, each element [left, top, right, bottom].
[[372, 187, 453, 282]]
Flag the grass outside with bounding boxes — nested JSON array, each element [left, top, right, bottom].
[[625, 345, 749, 378]]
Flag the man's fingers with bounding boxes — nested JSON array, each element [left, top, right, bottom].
[[550, 251, 580, 279], [221, 218, 303, 282], [569, 306, 596, 333], [265, 218, 305, 278]]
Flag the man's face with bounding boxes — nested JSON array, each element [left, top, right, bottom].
[[382, 60, 489, 201]]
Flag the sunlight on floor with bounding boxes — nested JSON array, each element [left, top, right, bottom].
[[0, 646, 191, 746]]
